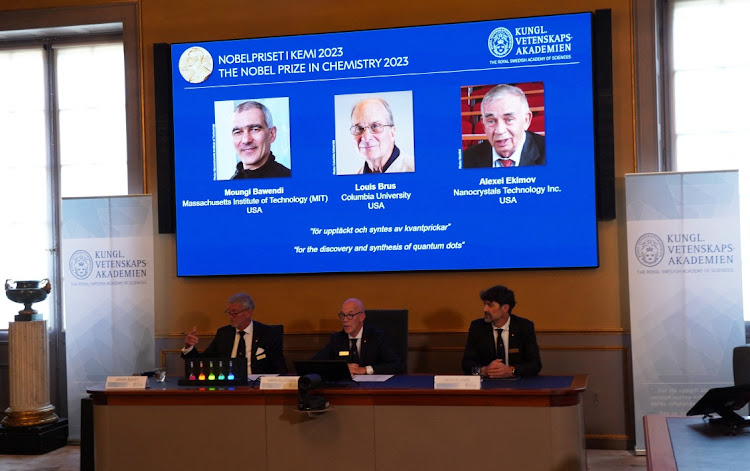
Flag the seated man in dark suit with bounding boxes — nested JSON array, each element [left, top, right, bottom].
[[313, 298, 403, 376], [462, 285, 541, 378], [182, 292, 287, 375], [462, 83, 545, 168]]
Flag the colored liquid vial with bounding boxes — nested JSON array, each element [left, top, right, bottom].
[[198, 360, 206, 381], [227, 360, 235, 380], [208, 360, 216, 380], [188, 360, 196, 380], [218, 360, 225, 380]]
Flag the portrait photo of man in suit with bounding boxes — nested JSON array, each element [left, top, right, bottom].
[[462, 83, 545, 168], [461, 285, 542, 378], [313, 298, 403, 375], [181, 292, 287, 375]]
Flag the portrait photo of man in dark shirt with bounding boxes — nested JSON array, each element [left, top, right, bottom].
[[213, 98, 292, 180], [230, 100, 291, 179]]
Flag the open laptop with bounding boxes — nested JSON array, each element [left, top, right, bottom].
[[293, 360, 353, 384], [687, 384, 750, 427]]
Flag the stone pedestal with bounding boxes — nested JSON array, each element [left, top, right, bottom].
[[0, 419, 69, 454], [2, 320, 59, 427]]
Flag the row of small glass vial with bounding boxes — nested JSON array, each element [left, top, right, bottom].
[[187, 359, 237, 380]]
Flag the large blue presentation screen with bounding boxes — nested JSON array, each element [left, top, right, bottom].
[[171, 12, 599, 276]]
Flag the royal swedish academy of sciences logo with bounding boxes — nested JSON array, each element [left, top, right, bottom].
[[488, 27, 514, 58], [69, 250, 94, 280], [634, 233, 665, 267]]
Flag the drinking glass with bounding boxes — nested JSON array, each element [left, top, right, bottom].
[[154, 367, 167, 382]]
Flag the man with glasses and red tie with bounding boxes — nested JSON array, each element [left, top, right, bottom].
[[313, 298, 403, 376], [182, 292, 287, 374], [347, 97, 415, 175], [461, 285, 542, 378], [462, 84, 545, 169]]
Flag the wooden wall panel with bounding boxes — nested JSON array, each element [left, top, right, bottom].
[[0, 0, 639, 449]]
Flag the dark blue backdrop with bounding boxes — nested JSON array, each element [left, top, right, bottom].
[[171, 13, 599, 276]]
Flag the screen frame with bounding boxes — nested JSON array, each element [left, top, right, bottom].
[[159, 11, 612, 276]]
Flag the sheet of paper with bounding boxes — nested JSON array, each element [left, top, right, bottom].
[[353, 374, 393, 382]]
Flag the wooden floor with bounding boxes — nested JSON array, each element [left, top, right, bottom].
[[0, 446, 646, 470], [587, 450, 647, 470]]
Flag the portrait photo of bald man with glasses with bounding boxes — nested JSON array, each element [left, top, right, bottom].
[[312, 298, 403, 375], [334, 91, 415, 175]]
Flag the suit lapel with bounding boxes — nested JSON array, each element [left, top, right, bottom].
[[222, 327, 236, 354], [518, 132, 539, 166], [252, 324, 261, 354], [483, 322, 495, 356], [335, 331, 350, 360], [338, 331, 348, 351], [250, 337, 257, 368], [360, 329, 369, 364], [483, 140, 494, 167], [507, 316, 519, 358], [251, 322, 266, 367]]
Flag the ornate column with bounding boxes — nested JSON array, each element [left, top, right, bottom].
[[2, 280, 58, 427]]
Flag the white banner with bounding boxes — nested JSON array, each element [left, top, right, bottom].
[[626, 171, 744, 451], [62, 195, 155, 440]]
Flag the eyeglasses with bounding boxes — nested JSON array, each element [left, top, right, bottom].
[[337, 311, 364, 320], [350, 123, 393, 136], [224, 307, 250, 316]]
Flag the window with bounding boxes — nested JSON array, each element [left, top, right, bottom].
[[0, 38, 128, 330], [669, 0, 750, 172], [0, 47, 52, 328], [57, 42, 129, 197], [0, 2, 141, 430], [667, 0, 750, 319]]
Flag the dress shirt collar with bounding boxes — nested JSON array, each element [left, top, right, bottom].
[[492, 131, 526, 167], [348, 327, 363, 340]]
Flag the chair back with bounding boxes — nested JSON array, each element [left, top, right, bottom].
[[268, 324, 286, 373], [363, 309, 408, 372], [733, 345, 750, 386], [270, 324, 284, 341]]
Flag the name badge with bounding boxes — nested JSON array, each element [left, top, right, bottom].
[[338, 351, 350, 357], [509, 348, 519, 353], [105, 376, 147, 390], [260, 376, 299, 390], [256, 353, 266, 360], [434, 376, 481, 390]]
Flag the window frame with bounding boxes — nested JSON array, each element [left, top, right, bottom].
[[0, 4, 142, 192], [634, 0, 750, 339], [0, 2, 142, 421]]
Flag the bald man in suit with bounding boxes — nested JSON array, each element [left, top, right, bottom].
[[313, 298, 403, 375]]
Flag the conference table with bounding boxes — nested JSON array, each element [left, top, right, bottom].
[[644, 414, 750, 471], [88, 374, 587, 471]]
